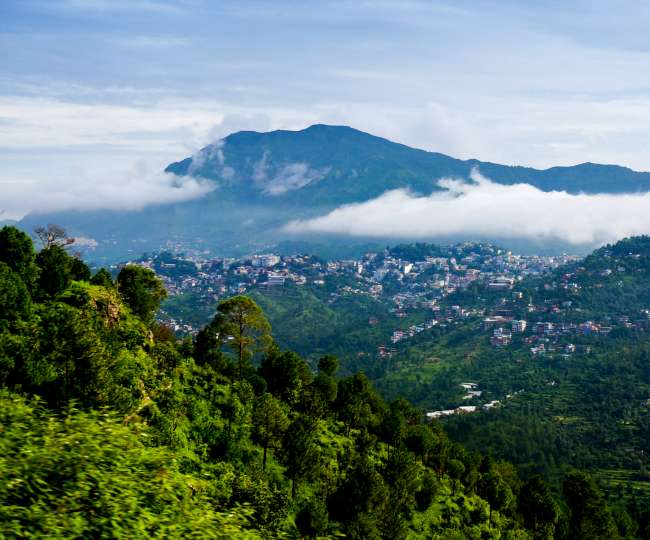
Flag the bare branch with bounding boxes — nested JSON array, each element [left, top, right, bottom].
[[34, 223, 76, 249]]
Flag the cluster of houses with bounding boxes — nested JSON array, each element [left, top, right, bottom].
[[482, 309, 650, 356], [390, 319, 439, 344], [426, 383, 502, 419], [125, 243, 579, 336], [136, 242, 645, 364]]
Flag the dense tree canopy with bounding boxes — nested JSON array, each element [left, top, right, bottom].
[[0, 225, 38, 288], [117, 265, 167, 323]]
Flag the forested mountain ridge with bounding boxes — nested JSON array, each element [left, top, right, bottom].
[[0, 224, 639, 538], [167, 124, 650, 201]]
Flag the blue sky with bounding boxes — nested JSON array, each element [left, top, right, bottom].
[[2, 0, 650, 218]]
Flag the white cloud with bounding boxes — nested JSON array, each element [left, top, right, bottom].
[[264, 163, 330, 195], [35, 0, 185, 14], [252, 151, 270, 183], [0, 96, 225, 151], [285, 170, 650, 246], [188, 139, 225, 175], [0, 168, 215, 219]]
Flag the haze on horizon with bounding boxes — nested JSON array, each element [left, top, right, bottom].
[[2, 0, 650, 221]]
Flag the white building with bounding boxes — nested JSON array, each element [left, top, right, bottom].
[[511, 320, 527, 333]]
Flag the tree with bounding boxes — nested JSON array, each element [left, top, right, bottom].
[[280, 415, 319, 498], [194, 324, 228, 372], [318, 355, 338, 377], [90, 268, 114, 288], [477, 470, 516, 518], [0, 263, 31, 322], [313, 355, 339, 403], [252, 393, 289, 470], [563, 470, 619, 539], [380, 398, 420, 450], [301, 355, 339, 418], [212, 296, 272, 379], [35, 245, 73, 299], [404, 424, 436, 462], [414, 469, 439, 511], [382, 449, 419, 540], [518, 475, 560, 540], [0, 226, 38, 288], [295, 498, 329, 539], [69, 257, 91, 281], [335, 372, 385, 435], [329, 455, 388, 535], [33, 223, 74, 249], [259, 348, 311, 406], [22, 302, 109, 408], [117, 265, 167, 324]]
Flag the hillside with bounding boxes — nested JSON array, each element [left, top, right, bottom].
[[0, 224, 642, 538], [153, 234, 650, 519], [370, 236, 650, 503]]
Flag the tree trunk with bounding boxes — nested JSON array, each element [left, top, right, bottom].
[[263, 445, 268, 471]]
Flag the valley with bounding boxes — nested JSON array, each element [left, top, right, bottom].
[[136, 237, 650, 503]]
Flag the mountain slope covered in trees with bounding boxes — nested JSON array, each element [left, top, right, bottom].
[[167, 124, 650, 202], [206, 236, 650, 522]]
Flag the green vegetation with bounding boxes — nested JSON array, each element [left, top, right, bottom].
[[1, 224, 638, 538], [0, 392, 260, 539], [249, 283, 397, 367]]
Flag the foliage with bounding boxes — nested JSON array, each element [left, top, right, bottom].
[[209, 295, 272, 379], [0, 225, 39, 288], [0, 391, 260, 539], [252, 393, 290, 470], [117, 264, 167, 324], [35, 245, 74, 299]]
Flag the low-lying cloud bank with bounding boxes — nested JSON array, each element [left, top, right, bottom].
[[285, 170, 650, 246], [1, 170, 215, 219]]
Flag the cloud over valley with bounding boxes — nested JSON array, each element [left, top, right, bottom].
[[285, 170, 650, 247], [0, 167, 215, 219]]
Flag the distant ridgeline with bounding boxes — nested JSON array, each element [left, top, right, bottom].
[[0, 224, 644, 538], [18, 124, 650, 262]]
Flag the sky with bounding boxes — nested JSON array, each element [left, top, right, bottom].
[[3, 0, 650, 219]]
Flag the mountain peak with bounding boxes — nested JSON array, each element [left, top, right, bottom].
[[221, 124, 378, 145], [303, 123, 355, 132]]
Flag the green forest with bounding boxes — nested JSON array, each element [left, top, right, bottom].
[[0, 225, 647, 538]]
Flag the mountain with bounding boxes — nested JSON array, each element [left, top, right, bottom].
[[167, 124, 650, 203], [19, 124, 650, 262]]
